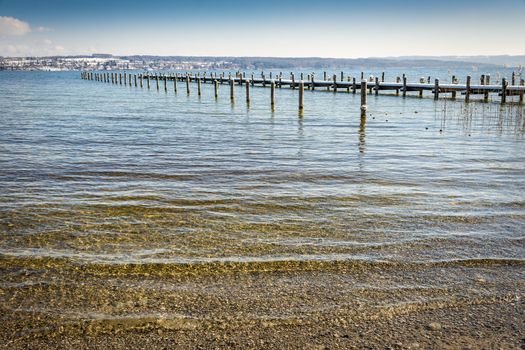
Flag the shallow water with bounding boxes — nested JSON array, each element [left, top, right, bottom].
[[0, 70, 524, 346]]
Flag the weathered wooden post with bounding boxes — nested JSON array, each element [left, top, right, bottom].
[[466, 76, 471, 102], [164, 76, 167, 92], [271, 80, 275, 108], [361, 80, 367, 112], [381, 72, 385, 82], [520, 79, 525, 104], [186, 74, 190, 95], [340, 71, 344, 82], [262, 74, 266, 87], [197, 76, 201, 96], [333, 74, 338, 92], [246, 78, 250, 104], [395, 76, 400, 95], [512, 71, 516, 85], [140, 74, 143, 88], [375, 77, 379, 95], [323, 71, 327, 81], [147, 75, 150, 89], [134, 74, 137, 87], [291, 73, 295, 90], [230, 78, 234, 101], [298, 80, 304, 112], [156, 75, 159, 90], [352, 77, 357, 94], [450, 75, 456, 98], [501, 78, 507, 104], [361, 72, 364, 80], [484, 75, 490, 101], [119, 73, 122, 85], [311, 74, 315, 91], [173, 74, 178, 93], [434, 79, 440, 100], [124, 73, 127, 85], [214, 79, 218, 99], [129, 73, 132, 86]]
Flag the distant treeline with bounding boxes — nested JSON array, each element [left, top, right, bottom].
[[120, 56, 499, 69]]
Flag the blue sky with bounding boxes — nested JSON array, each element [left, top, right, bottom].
[[1, 0, 524, 57]]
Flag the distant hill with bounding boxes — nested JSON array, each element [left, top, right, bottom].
[[390, 55, 525, 67], [118, 55, 505, 69]]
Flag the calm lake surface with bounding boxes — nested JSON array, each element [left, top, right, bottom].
[[0, 69, 524, 346]]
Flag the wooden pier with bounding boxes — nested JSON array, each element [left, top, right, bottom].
[[81, 71, 525, 112]]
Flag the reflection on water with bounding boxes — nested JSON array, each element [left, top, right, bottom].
[[359, 114, 366, 154], [0, 71, 524, 345]]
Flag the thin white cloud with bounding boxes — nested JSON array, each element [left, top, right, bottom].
[[35, 26, 52, 33], [0, 16, 31, 36]]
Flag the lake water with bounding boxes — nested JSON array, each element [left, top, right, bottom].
[[0, 69, 524, 347]]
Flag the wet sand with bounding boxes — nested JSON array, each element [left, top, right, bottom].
[[1, 258, 524, 349]]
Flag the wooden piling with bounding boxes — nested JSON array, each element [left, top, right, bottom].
[[484, 75, 490, 101], [311, 74, 315, 91], [186, 75, 190, 95], [246, 78, 250, 104], [381, 72, 385, 82], [119, 73, 122, 85], [197, 77, 201, 96], [434, 79, 439, 100], [512, 71, 516, 85], [501, 78, 507, 104], [164, 76, 167, 92], [333, 74, 337, 92], [323, 72, 327, 81], [156, 75, 159, 90], [230, 78, 234, 101], [352, 77, 357, 94], [520, 79, 525, 104], [173, 74, 178, 93], [208, 78, 215, 99], [466, 76, 471, 102], [129, 74, 132, 86], [298, 80, 304, 111], [134, 74, 137, 87], [147, 75, 150, 89], [375, 77, 379, 95], [341, 71, 344, 82], [271, 80, 275, 108], [361, 80, 367, 112], [291, 73, 295, 90], [124, 73, 127, 85]]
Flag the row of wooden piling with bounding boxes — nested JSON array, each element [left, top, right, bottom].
[[81, 71, 525, 111]]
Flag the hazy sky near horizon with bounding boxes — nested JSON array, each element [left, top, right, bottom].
[[1, 0, 524, 57]]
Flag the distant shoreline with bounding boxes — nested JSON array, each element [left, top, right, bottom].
[[1, 54, 524, 72]]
